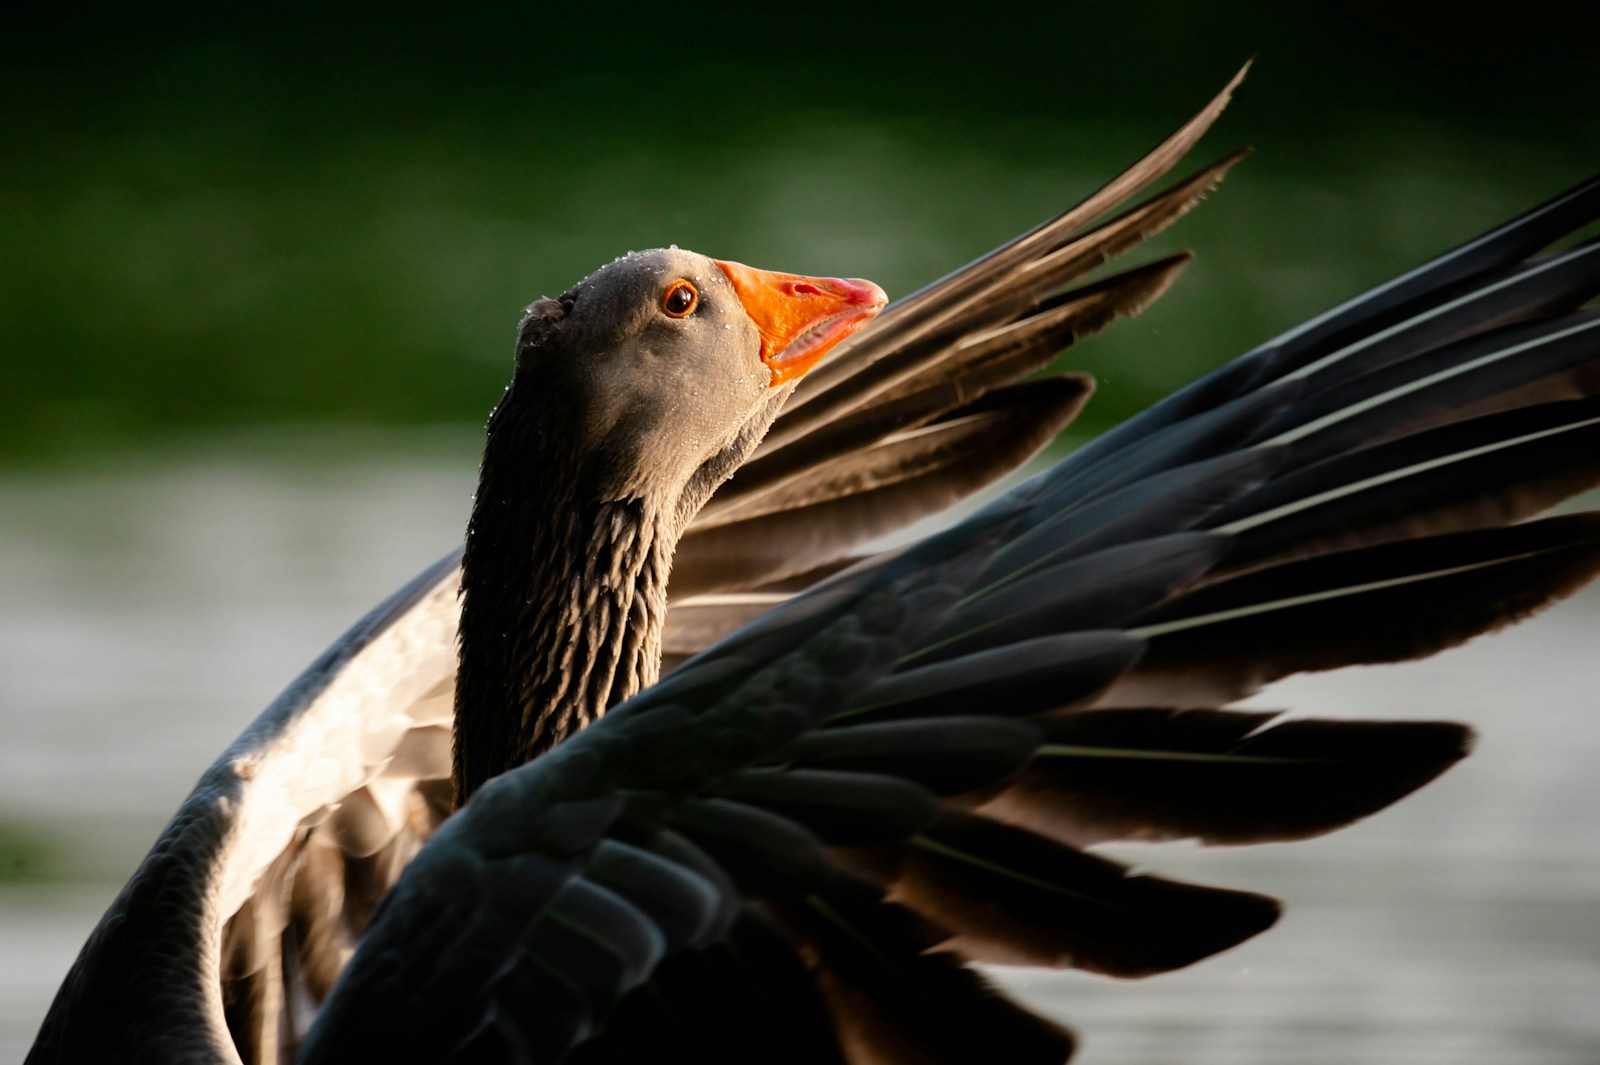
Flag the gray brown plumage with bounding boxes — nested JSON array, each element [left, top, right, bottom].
[[28, 66, 1600, 1065]]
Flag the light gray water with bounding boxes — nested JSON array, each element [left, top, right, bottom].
[[1, 432, 1597, 1063]]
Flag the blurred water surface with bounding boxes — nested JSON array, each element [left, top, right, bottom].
[[0, 439, 1597, 1062]]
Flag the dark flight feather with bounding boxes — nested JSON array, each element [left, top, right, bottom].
[[780, 882, 1078, 1065], [885, 813, 1280, 976], [981, 709, 1472, 847]]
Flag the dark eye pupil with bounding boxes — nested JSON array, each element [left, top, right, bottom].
[[667, 286, 693, 313]]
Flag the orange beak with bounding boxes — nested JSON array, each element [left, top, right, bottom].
[[712, 259, 888, 386]]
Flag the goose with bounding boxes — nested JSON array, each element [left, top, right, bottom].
[[26, 70, 1600, 1063]]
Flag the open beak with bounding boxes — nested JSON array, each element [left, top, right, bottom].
[[713, 259, 889, 386]]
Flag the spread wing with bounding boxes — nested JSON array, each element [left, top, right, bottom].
[[303, 140, 1600, 1065], [297, 164, 1600, 1054], [29, 71, 1249, 1065], [28, 64, 1600, 1065]]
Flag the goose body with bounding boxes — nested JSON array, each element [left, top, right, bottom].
[[27, 72, 1600, 1063]]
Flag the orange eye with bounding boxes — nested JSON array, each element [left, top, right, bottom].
[[662, 280, 698, 318]]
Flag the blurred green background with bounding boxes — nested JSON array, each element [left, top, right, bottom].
[[4, 2, 1598, 462]]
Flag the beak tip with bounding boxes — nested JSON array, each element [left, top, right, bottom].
[[854, 278, 890, 309]]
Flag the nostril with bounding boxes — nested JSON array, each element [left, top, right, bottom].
[[791, 282, 824, 296]]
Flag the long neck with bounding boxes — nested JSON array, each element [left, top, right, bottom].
[[452, 388, 680, 805]]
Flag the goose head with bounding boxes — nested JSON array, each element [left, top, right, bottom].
[[509, 247, 886, 508], [456, 247, 886, 800]]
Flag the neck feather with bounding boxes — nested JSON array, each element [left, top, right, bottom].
[[452, 391, 678, 805], [452, 369, 789, 806]]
